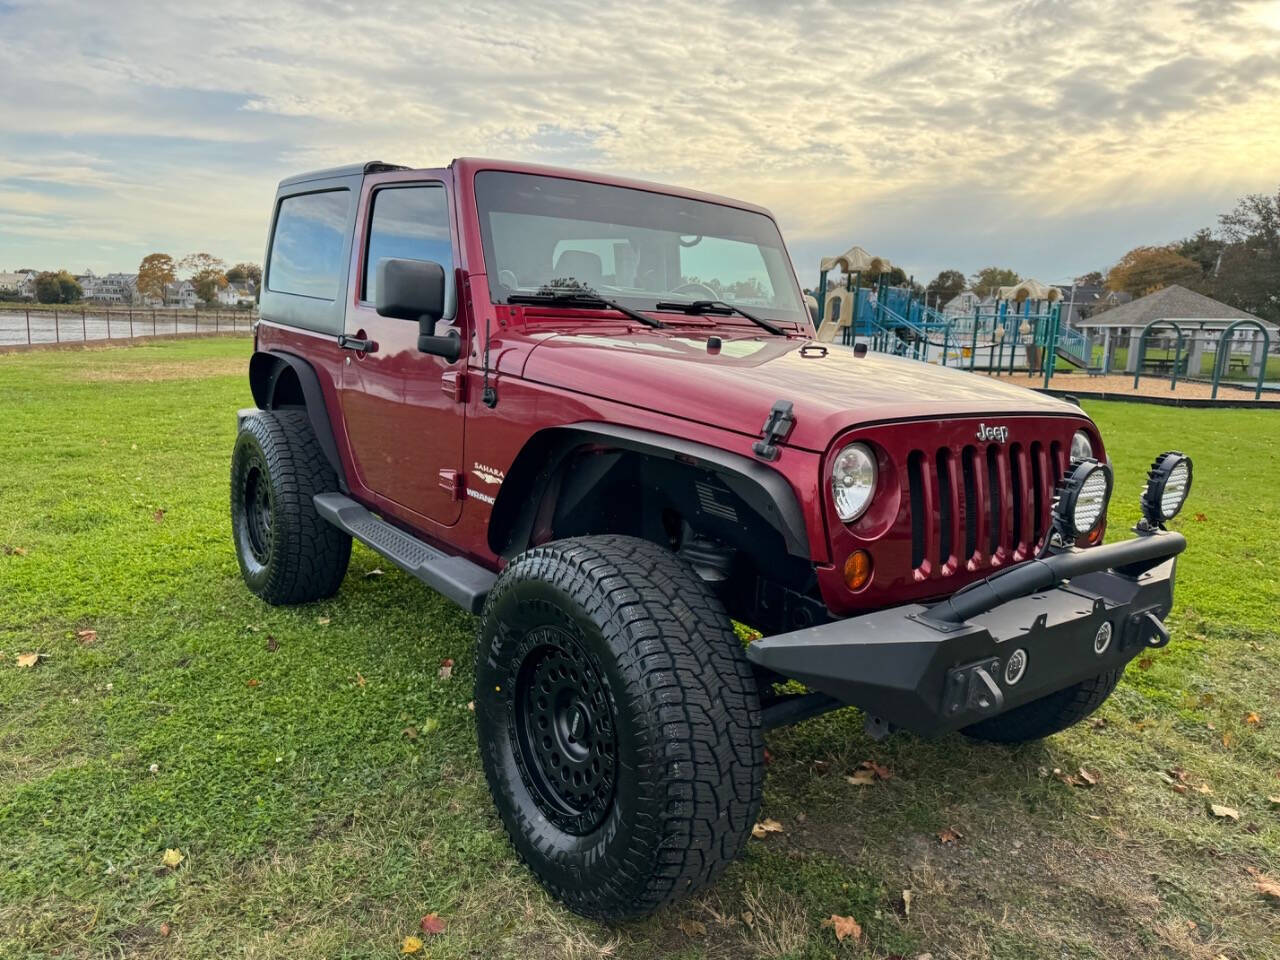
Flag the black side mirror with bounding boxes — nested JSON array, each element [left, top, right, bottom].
[[375, 258, 459, 361]]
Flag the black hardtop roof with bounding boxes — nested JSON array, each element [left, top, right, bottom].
[[277, 160, 409, 188]]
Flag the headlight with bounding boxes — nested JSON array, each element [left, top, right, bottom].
[[1070, 429, 1093, 463], [1141, 452, 1192, 527], [1052, 458, 1112, 540], [832, 442, 877, 523]]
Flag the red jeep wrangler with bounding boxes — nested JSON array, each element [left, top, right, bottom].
[[232, 158, 1191, 919]]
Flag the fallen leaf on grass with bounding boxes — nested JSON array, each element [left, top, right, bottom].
[[159, 922, 171, 937], [1267, 795, 1280, 806], [316, 616, 331, 626], [265, 636, 279, 652], [763, 747, 774, 766], [161, 848, 184, 869], [859, 759, 892, 781], [246, 678, 260, 688], [1248, 868, 1280, 900], [1197, 783, 1213, 795], [2, 544, 27, 556], [938, 827, 963, 845], [1209, 804, 1239, 821], [401, 935, 423, 954], [438, 658, 454, 680], [822, 914, 862, 942], [678, 916, 707, 937], [403, 726, 418, 741], [1222, 732, 1233, 748], [76, 629, 97, 644], [845, 769, 877, 786], [1137, 657, 1154, 671], [751, 818, 784, 839], [900, 889, 913, 917], [355, 672, 366, 688], [1193, 512, 1207, 522], [466, 701, 474, 712], [1170, 783, 1189, 795], [419, 913, 445, 935], [15, 652, 41, 668], [365, 568, 384, 578], [153, 509, 165, 523], [1077, 767, 1100, 787], [1245, 712, 1262, 727]]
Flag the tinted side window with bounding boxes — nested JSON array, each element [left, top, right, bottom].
[[268, 190, 351, 300], [363, 185, 454, 311]]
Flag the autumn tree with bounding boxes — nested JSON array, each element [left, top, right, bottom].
[[1210, 186, 1280, 323], [136, 253, 177, 304], [1105, 245, 1200, 297], [226, 262, 262, 287], [34, 270, 83, 304], [1074, 270, 1104, 286], [180, 252, 229, 305], [925, 269, 966, 306], [970, 267, 1019, 299]]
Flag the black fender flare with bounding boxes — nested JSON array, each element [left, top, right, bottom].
[[488, 423, 811, 560], [247, 349, 348, 492]]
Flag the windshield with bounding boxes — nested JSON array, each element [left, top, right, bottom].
[[474, 171, 808, 325]]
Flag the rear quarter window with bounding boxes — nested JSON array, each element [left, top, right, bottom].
[[267, 190, 352, 300]]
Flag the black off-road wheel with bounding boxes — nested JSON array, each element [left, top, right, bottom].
[[962, 668, 1122, 743], [474, 536, 764, 920], [230, 409, 351, 605]]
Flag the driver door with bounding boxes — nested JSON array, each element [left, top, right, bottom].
[[337, 180, 465, 527]]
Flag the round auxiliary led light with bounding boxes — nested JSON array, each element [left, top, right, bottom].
[[831, 442, 877, 523], [1070, 429, 1094, 463], [1052, 458, 1113, 541], [1140, 451, 1193, 527]]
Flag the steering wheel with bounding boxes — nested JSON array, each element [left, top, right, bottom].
[[669, 281, 718, 300]]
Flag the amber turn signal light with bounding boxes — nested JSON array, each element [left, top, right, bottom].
[[843, 549, 872, 591]]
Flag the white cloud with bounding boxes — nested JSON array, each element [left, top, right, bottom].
[[0, 0, 1277, 282]]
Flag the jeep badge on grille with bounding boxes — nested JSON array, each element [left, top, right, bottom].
[[976, 423, 1009, 443]]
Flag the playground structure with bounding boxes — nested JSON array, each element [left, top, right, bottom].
[[812, 248, 1084, 389], [811, 248, 1278, 400]]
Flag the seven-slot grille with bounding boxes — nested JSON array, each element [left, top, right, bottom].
[[905, 439, 1069, 580]]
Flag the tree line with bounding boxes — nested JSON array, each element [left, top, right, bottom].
[[0, 255, 262, 305], [135, 254, 261, 306], [920, 186, 1280, 324]]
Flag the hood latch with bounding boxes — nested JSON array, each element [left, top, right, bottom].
[[752, 399, 795, 462]]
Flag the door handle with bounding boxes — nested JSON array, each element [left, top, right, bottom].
[[338, 333, 378, 353]]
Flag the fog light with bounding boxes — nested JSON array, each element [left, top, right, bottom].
[[1052, 458, 1112, 542], [1004, 648, 1028, 685], [1140, 451, 1192, 528], [843, 549, 872, 591], [1093, 621, 1113, 655]]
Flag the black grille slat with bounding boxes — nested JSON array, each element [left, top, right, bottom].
[[908, 451, 926, 570], [962, 446, 978, 562], [936, 449, 953, 568]]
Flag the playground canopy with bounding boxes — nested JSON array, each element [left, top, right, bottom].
[[819, 245, 893, 276], [997, 279, 1062, 303]]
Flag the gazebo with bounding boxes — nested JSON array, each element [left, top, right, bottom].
[[1077, 284, 1276, 377]]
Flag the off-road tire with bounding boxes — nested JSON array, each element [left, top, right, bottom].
[[474, 535, 764, 920], [230, 409, 351, 605], [962, 668, 1122, 743]]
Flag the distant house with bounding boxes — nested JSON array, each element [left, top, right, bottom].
[[1053, 284, 1132, 327], [0, 270, 36, 300], [160, 281, 199, 308], [81, 271, 138, 304], [216, 280, 256, 307], [941, 290, 991, 318]]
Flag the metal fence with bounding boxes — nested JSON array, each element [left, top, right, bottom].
[[0, 306, 255, 347]]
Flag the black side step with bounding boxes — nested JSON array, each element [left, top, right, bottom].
[[313, 493, 496, 614]]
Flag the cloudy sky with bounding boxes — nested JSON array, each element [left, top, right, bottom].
[[2, 0, 1278, 288]]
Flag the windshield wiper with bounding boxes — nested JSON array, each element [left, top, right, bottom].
[[653, 299, 785, 336], [507, 290, 665, 329]]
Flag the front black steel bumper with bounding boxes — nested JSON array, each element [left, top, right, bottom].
[[747, 530, 1186, 736]]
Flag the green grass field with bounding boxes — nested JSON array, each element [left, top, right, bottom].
[[2, 339, 1278, 959]]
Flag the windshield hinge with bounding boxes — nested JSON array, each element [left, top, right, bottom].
[[752, 399, 795, 461]]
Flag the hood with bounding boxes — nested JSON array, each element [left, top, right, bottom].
[[520, 330, 1085, 452]]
